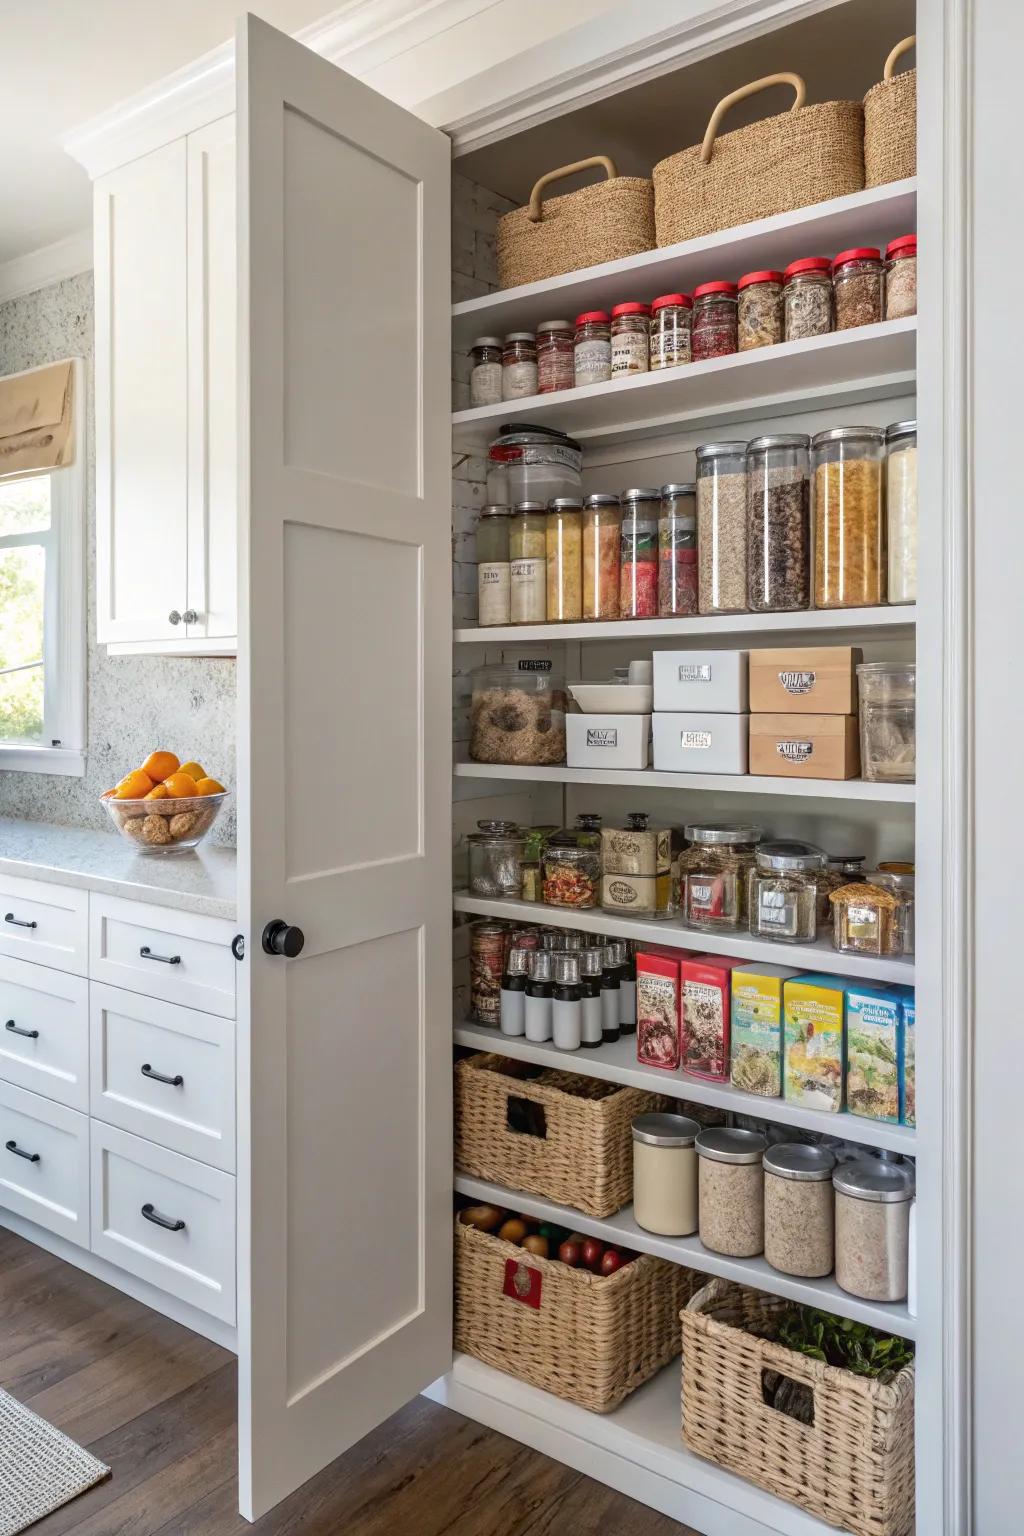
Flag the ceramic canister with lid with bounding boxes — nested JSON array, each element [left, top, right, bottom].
[[632, 1113, 700, 1235], [763, 1143, 836, 1277], [696, 1126, 768, 1256], [833, 1155, 915, 1301]]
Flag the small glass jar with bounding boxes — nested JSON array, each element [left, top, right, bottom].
[[573, 310, 612, 387], [572, 812, 603, 851], [696, 1127, 768, 1258], [783, 256, 833, 340], [858, 662, 916, 783], [632, 1113, 700, 1236], [536, 319, 575, 394], [508, 502, 547, 624], [678, 823, 762, 931], [764, 1144, 836, 1278], [476, 505, 510, 627], [696, 441, 748, 614], [691, 281, 738, 361], [542, 845, 600, 909], [875, 868, 916, 956], [834, 1156, 914, 1301], [619, 488, 661, 618], [470, 920, 506, 1024], [545, 498, 583, 622], [832, 247, 884, 330], [830, 881, 906, 957], [812, 426, 885, 608], [610, 302, 650, 377], [501, 332, 538, 399], [649, 293, 693, 370], [469, 663, 566, 766], [582, 493, 621, 620], [886, 420, 918, 604], [469, 336, 503, 407], [885, 234, 917, 320], [819, 854, 868, 922], [737, 269, 783, 351], [748, 841, 827, 942], [658, 483, 698, 617], [468, 820, 525, 898], [746, 434, 810, 612]]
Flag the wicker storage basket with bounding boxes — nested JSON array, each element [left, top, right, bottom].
[[681, 1279, 915, 1536], [455, 1217, 696, 1411], [496, 156, 655, 290], [864, 37, 917, 187], [652, 72, 864, 247], [455, 1053, 667, 1217]]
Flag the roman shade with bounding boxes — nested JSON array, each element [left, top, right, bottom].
[[0, 359, 75, 479]]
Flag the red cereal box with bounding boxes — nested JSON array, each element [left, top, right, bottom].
[[680, 955, 746, 1080], [636, 946, 683, 1069]]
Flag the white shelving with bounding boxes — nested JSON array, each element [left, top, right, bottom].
[[454, 761, 915, 803], [453, 1022, 916, 1155], [454, 604, 915, 645]]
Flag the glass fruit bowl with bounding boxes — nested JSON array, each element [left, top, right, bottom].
[[101, 791, 229, 853]]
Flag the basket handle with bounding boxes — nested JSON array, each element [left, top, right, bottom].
[[700, 73, 807, 164], [527, 156, 619, 222], [884, 35, 917, 81]]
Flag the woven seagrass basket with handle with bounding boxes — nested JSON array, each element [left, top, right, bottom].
[[864, 36, 917, 187], [496, 155, 655, 290]]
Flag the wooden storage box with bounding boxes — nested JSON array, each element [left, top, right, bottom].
[[749, 712, 859, 779], [748, 646, 862, 715]]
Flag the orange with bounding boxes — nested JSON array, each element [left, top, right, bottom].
[[142, 750, 179, 782], [162, 771, 198, 798], [144, 784, 169, 800], [195, 777, 226, 796], [178, 761, 206, 781], [113, 769, 154, 800]]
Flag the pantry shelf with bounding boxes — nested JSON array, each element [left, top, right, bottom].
[[453, 604, 915, 645], [453, 892, 915, 985], [452, 1022, 916, 1156], [454, 761, 915, 803], [453, 1174, 916, 1340]]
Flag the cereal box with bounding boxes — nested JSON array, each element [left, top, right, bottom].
[[681, 955, 746, 1080], [845, 984, 903, 1123], [730, 963, 800, 1097], [892, 986, 915, 1126], [636, 947, 682, 1070], [783, 974, 851, 1113]]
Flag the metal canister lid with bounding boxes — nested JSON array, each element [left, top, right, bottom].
[[685, 823, 762, 846], [620, 487, 662, 503], [886, 419, 917, 442], [833, 1156, 915, 1203], [764, 1143, 837, 1182], [747, 433, 811, 452], [584, 492, 620, 509], [811, 425, 886, 447], [695, 441, 748, 460], [548, 497, 584, 511], [755, 840, 827, 872], [480, 504, 511, 518], [696, 1127, 768, 1165], [513, 500, 547, 512], [504, 331, 536, 342], [660, 482, 696, 497], [632, 1112, 700, 1148]]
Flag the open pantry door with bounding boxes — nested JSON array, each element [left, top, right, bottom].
[[235, 14, 452, 1521]]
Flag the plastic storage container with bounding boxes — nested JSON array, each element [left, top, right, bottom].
[[468, 820, 525, 898], [737, 270, 783, 351], [649, 293, 692, 369], [469, 337, 503, 406], [632, 1112, 700, 1235], [886, 420, 917, 604], [574, 310, 612, 387], [696, 442, 748, 614], [696, 1127, 768, 1258], [783, 256, 833, 340], [658, 483, 698, 616], [812, 426, 886, 608], [619, 488, 661, 618], [746, 433, 810, 612], [469, 663, 566, 765], [858, 661, 916, 783], [833, 1156, 914, 1301], [747, 841, 827, 942], [691, 282, 738, 361], [486, 426, 583, 507], [832, 247, 884, 330], [476, 505, 510, 627], [545, 498, 583, 622], [678, 824, 762, 931], [763, 1143, 836, 1278]]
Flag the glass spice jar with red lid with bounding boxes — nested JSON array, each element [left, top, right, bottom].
[[650, 292, 693, 370], [610, 302, 651, 377], [783, 257, 834, 340], [832, 247, 884, 330], [737, 270, 784, 351], [885, 234, 917, 319], [691, 281, 738, 361], [574, 310, 612, 387]]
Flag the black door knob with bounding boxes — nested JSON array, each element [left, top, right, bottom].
[[262, 919, 305, 958]]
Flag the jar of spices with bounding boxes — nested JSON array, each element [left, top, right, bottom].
[[746, 433, 810, 612], [649, 293, 693, 370], [542, 844, 600, 909], [832, 247, 884, 330], [830, 881, 906, 957], [737, 270, 783, 351], [885, 235, 917, 320], [501, 332, 538, 399], [886, 420, 918, 603], [696, 1127, 768, 1258], [469, 337, 503, 407], [619, 488, 661, 618], [748, 841, 827, 942], [582, 493, 621, 620], [658, 483, 698, 617], [508, 502, 547, 624], [545, 497, 583, 622], [691, 281, 738, 361], [476, 505, 510, 627], [783, 257, 833, 341], [536, 319, 575, 395], [812, 426, 885, 608], [573, 311, 612, 387], [696, 441, 748, 614], [470, 920, 506, 1024], [679, 823, 762, 932], [632, 1113, 700, 1236], [858, 662, 916, 783], [468, 820, 525, 899], [763, 1143, 836, 1278], [834, 1156, 914, 1301], [610, 302, 651, 377]]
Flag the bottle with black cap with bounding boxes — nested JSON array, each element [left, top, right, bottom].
[[552, 953, 582, 1051], [525, 950, 553, 1042], [618, 939, 637, 1035], [579, 947, 605, 1047], [601, 941, 626, 1043], [499, 947, 530, 1037]]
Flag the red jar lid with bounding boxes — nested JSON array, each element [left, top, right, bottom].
[[738, 269, 783, 290], [611, 301, 651, 316], [833, 246, 881, 269], [651, 292, 692, 311], [692, 280, 737, 299], [886, 234, 917, 258], [784, 256, 832, 280], [575, 310, 610, 326]]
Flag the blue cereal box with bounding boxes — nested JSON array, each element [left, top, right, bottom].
[[845, 984, 904, 1123]]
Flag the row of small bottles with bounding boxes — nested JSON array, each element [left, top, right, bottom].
[[500, 935, 636, 1051]]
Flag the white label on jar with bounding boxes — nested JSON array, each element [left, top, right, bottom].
[[651, 333, 691, 369], [574, 338, 612, 386], [611, 333, 649, 377], [847, 904, 880, 941], [681, 730, 712, 749], [779, 670, 816, 694], [758, 888, 798, 935], [510, 559, 546, 623], [470, 362, 502, 407], [502, 361, 538, 399], [586, 728, 618, 747], [777, 739, 813, 762], [679, 663, 712, 682], [689, 880, 714, 910], [477, 562, 510, 626]]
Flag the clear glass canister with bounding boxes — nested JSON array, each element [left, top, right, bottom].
[[469, 663, 566, 765], [783, 257, 833, 340], [830, 881, 906, 957], [692, 281, 738, 361], [886, 420, 917, 604], [610, 302, 651, 377], [476, 505, 510, 627], [658, 483, 698, 617], [763, 1143, 836, 1278], [874, 868, 915, 955], [632, 1113, 700, 1236], [468, 820, 525, 898], [536, 319, 574, 394], [508, 502, 547, 624], [834, 1156, 914, 1301], [574, 310, 612, 387], [487, 426, 583, 506], [650, 293, 693, 370], [858, 661, 916, 783], [748, 841, 826, 942], [545, 497, 583, 622], [832, 247, 884, 330], [619, 488, 661, 618], [885, 234, 917, 320], [696, 441, 748, 614], [469, 336, 503, 407], [582, 493, 621, 620], [542, 844, 600, 909], [696, 1127, 768, 1258], [812, 426, 886, 608], [737, 269, 783, 351], [746, 434, 810, 612], [679, 823, 762, 931], [501, 332, 538, 399]]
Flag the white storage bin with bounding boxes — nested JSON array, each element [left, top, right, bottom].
[[653, 650, 749, 714], [652, 712, 749, 774], [566, 713, 650, 770]]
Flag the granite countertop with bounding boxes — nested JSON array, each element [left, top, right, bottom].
[[0, 818, 236, 921]]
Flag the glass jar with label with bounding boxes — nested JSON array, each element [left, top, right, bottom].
[[619, 489, 660, 618], [783, 257, 833, 340], [610, 302, 650, 377], [469, 662, 566, 766], [832, 248, 884, 330], [468, 820, 525, 898], [582, 493, 621, 620], [545, 498, 583, 622], [874, 868, 915, 955], [812, 426, 886, 608], [536, 319, 574, 394], [747, 841, 827, 942], [885, 235, 917, 319], [691, 281, 738, 360], [542, 845, 600, 909], [886, 420, 917, 604], [658, 483, 697, 617], [573, 310, 612, 387], [508, 503, 547, 624], [696, 441, 748, 614], [678, 824, 762, 931], [746, 434, 810, 612], [829, 882, 906, 957], [834, 1156, 914, 1301], [649, 293, 692, 369], [737, 270, 783, 351], [501, 332, 538, 399], [475, 505, 510, 627], [858, 662, 916, 783], [470, 337, 503, 406]]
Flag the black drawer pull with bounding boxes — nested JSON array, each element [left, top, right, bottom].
[[5, 913, 38, 929], [141, 1202, 185, 1232], [5, 1019, 39, 1040], [141, 1063, 184, 1088], [6, 1140, 40, 1163], [139, 946, 181, 966]]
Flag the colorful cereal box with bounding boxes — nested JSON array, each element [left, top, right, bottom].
[[636, 946, 683, 1070], [783, 974, 851, 1113], [730, 963, 801, 1097], [892, 986, 916, 1126], [681, 955, 746, 1081], [845, 984, 903, 1123]]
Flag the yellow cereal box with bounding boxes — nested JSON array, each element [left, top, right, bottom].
[[783, 974, 852, 1113]]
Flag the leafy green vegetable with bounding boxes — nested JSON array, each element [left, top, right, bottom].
[[776, 1307, 915, 1381]]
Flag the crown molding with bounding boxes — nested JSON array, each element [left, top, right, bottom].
[[0, 228, 93, 306]]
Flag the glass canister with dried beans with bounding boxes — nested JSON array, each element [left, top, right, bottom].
[[812, 426, 886, 608], [746, 434, 810, 612]]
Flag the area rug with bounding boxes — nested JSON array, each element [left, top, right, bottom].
[[0, 1387, 110, 1535]]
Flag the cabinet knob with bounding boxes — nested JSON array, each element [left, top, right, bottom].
[[182, 609, 199, 625], [168, 610, 182, 625], [262, 919, 305, 958]]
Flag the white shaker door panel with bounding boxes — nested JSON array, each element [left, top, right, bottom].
[[0, 956, 89, 1111], [0, 1081, 89, 1248]]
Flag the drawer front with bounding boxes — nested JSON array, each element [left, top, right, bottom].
[[90, 895, 236, 1018], [90, 983, 235, 1171], [0, 1079, 89, 1248], [91, 1121, 235, 1323], [0, 875, 88, 976], [0, 956, 89, 1111]]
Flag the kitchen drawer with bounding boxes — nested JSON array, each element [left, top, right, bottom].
[[0, 956, 89, 1111], [0, 1079, 89, 1248], [0, 875, 88, 976], [90, 983, 235, 1171], [91, 1121, 235, 1323], [89, 895, 237, 1018]]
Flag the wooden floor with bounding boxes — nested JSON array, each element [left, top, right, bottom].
[[0, 1228, 696, 1535]]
